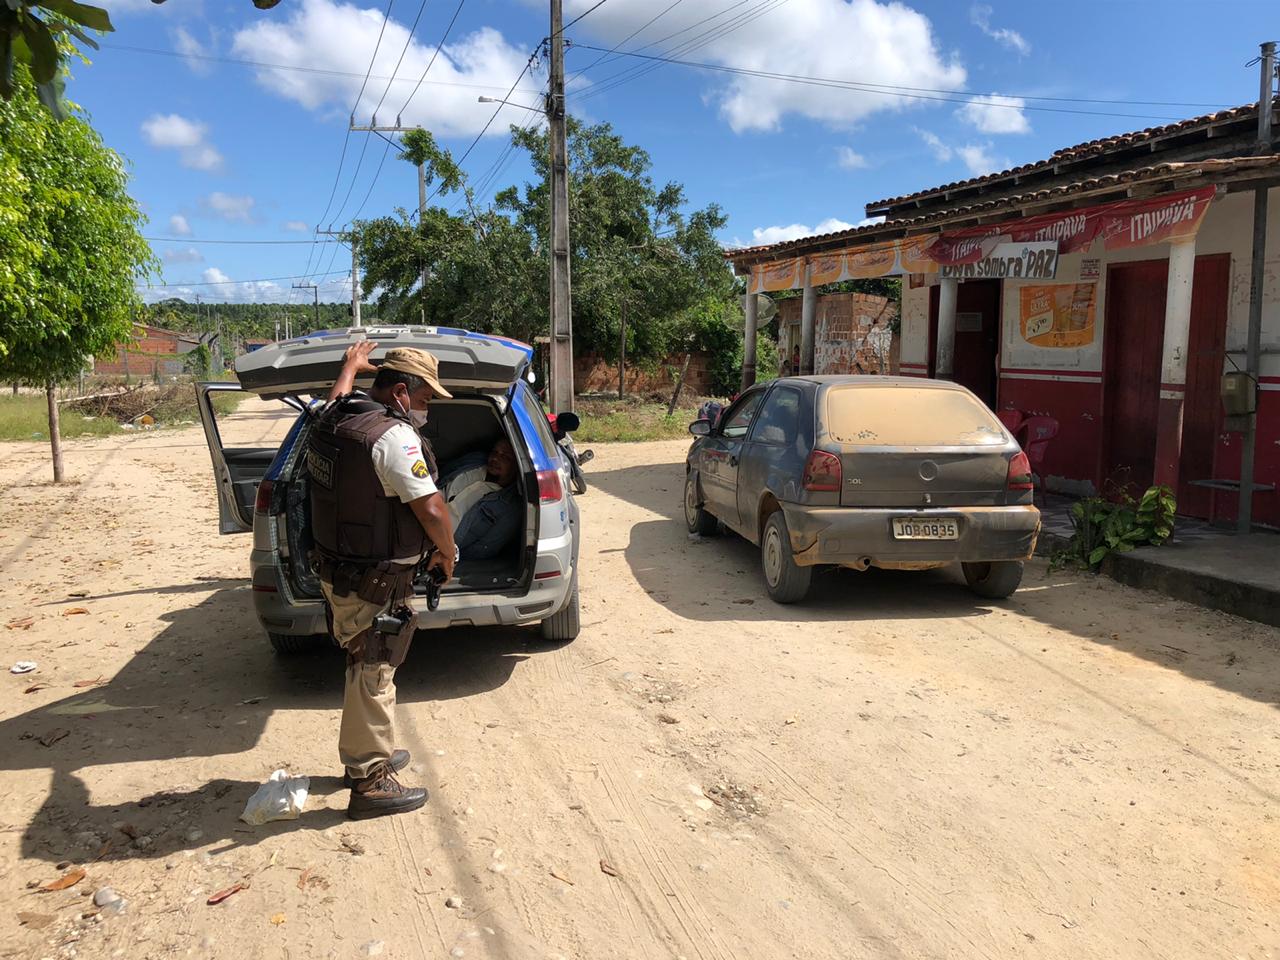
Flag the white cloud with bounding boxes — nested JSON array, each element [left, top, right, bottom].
[[231, 0, 542, 137], [751, 217, 856, 246], [172, 26, 210, 75], [555, 0, 966, 133], [169, 214, 192, 236], [163, 247, 204, 264], [915, 127, 952, 162], [140, 114, 224, 171], [956, 142, 1007, 176], [283, 220, 309, 232], [957, 93, 1030, 134], [836, 147, 868, 170], [197, 267, 288, 303], [970, 4, 1030, 56], [205, 192, 256, 223]]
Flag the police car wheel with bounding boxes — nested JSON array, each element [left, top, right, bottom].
[[539, 574, 580, 643], [267, 631, 331, 655]]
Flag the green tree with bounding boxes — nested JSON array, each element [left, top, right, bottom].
[[0, 61, 156, 480]]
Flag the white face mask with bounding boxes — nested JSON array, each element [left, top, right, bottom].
[[395, 394, 429, 428]]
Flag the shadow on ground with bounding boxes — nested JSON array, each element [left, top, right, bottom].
[[3, 583, 557, 864], [590, 456, 1280, 712]]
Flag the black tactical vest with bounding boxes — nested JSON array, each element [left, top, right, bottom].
[[306, 394, 438, 565]]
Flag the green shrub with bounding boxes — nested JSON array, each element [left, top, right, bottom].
[[1056, 485, 1176, 569]]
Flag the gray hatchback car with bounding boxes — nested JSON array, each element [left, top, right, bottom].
[[684, 376, 1041, 603]]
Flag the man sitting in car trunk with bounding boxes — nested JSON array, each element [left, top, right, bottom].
[[442, 439, 523, 562], [306, 342, 457, 820]]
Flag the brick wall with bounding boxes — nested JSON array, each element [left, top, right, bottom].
[[778, 292, 899, 376], [93, 325, 195, 377], [574, 351, 712, 397]]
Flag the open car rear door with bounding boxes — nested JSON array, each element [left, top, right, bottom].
[[196, 382, 303, 534]]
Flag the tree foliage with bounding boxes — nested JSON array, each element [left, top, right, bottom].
[[0, 60, 156, 385], [356, 118, 737, 367], [0, 1, 112, 119]]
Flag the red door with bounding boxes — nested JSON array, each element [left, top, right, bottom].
[[1178, 254, 1230, 518], [1102, 260, 1166, 495], [928, 279, 1002, 408], [1103, 255, 1231, 512]]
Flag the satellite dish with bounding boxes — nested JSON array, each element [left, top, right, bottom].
[[738, 293, 777, 329], [755, 293, 777, 324]]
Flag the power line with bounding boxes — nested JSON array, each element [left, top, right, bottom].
[[140, 269, 350, 289], [563, 0, 611, 35], [570, 43, 1233, 117], [369, 0, 431, 121], [575, 0, 791, 102], [100, 42, 521, 92], [565, 0, 685, 86], [147, 236, 339, 245], [354, 0, 397, 112], [399, 0, 468, 115]]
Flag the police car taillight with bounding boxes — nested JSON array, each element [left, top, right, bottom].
[[254, 480, 274, 514], [537, 469, 562, 503]]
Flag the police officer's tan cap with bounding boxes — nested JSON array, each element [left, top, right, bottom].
[[381, 347, 453, 399]]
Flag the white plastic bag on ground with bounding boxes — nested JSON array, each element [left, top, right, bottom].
[[239, 769, 310, 825]]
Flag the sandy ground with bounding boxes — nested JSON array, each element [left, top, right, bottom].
[[1, 403, 1279, 960]]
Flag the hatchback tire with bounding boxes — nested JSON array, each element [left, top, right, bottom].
[[540, 573, 580, 642], [684, 473, 719, 537], [961, 560, 1024, 599], [761, 511, 811, 604], [267, 631, 330, 655]]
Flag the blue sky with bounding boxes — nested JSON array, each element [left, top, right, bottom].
[[71, 0, 1278, 306]]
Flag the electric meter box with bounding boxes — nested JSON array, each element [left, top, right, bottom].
[[1221, 371, 1257, 417]]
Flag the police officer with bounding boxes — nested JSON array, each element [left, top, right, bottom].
[[306, 341, 457, 820]]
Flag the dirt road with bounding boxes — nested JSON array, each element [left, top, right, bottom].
[[2, 418, 1278, 960]]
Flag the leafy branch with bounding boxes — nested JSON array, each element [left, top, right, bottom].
[[1054, 484, 1176, 569]]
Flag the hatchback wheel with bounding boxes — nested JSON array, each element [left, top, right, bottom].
[[761, 511, 811, 604], [961, 560, 1024, 599], [684, 473, 718, 536]]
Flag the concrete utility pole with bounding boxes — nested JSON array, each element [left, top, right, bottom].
[[318, 229, 361, 326], [293, 281, 320, 332], [351, 120, 430, 322], [1238, 40, 1277, 533], [548, 0, 575, 413]]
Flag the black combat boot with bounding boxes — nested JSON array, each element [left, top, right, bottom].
[[347, 760, 428, 820], [342, 749, 410, 788]]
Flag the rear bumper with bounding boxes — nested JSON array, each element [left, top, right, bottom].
[[248, 548, 573, 636], [784, 504, 1040, 567]]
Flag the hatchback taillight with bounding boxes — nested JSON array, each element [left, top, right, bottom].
[[537, 469, 562, 503], [254, 479, 274, 514], [802, 450, 842, 491], [1006, 451, 1034, 491]]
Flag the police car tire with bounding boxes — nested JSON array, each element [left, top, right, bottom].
[[267, 631, 330, 655], [961, 560, 1024, 599], [539, 574, 580, 642]]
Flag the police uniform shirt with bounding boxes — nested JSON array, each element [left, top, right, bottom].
[[369, 421, 439, 503]]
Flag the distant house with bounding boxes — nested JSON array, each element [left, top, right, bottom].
[[93, 323, 204, 378], [242, 338, 273, 353]]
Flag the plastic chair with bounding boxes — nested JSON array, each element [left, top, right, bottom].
[[1019, 416, 1059, 504], [996, 408, 1025, 437]]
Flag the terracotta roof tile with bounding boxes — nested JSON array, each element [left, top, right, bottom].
[[865, 102, 1267, 211], [724, 155, 1280, 264]]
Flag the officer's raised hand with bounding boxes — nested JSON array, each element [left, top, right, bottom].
[[328, 339, 380, 401]]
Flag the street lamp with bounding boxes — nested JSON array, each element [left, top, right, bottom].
[[477, 95, 548, 114]]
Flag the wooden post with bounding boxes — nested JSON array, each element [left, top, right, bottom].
[[46, 381, 64, 483], [667, 353, 691, 417], [618, 301, 627, 400]]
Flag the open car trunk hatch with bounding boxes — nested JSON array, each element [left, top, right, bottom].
[[234, 326, 532, 399]]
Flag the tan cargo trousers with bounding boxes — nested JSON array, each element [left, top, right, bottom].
[[320, 580, 398, 780]]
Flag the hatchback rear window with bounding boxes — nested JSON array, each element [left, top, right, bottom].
[[824, 385, 1006, 446]]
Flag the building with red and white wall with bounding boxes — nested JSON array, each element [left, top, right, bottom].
[[726, 102, 1280, 529]]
